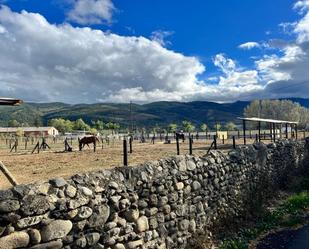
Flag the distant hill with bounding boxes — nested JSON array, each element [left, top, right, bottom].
[[0, 98, 308, 129]]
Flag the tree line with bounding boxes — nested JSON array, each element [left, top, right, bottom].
[[47, 118, 120, 134], [244, 99, 309, 129], [6, 99, 309, 135]]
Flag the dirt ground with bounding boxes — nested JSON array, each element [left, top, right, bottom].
[[0, 137, 256, 189]]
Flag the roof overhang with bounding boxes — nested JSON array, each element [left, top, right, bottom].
[[238, 117, 298, 124], [0, 98, 23, 106]]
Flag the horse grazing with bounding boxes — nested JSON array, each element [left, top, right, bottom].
[[79, 136, 100, 152], [175, 132, 185, 142]]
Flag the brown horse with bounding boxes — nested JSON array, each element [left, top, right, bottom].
[[79, 136, 100, 151]]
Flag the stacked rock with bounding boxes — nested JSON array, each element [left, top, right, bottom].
[[0, 140, 305, 249]]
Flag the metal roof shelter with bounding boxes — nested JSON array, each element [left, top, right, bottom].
[[238, 117, 299, 145]]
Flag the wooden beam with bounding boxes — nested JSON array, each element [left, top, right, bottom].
[[0, 161, 18, 186]]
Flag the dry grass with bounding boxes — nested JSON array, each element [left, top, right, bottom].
[[0, 137, 253, 189]]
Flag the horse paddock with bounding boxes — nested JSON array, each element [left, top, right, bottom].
[[0, 137, 260, 189]]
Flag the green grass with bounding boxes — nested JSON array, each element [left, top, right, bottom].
[[219, 191, 309, 249]]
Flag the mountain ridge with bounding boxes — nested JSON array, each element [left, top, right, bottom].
[[1, 98, 309, 128]]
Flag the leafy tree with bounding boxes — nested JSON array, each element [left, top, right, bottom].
[[89, 128, 98, 135], [214, 123, 221, 131], [8, 119, 20, 127], [168, 123, 178, 133], [200, 123, 208, 132], [182, 121, 195, 133], [244, 99, 309, 129], [73, 118, 90, 131], [225, 122, 236, 131], [105, 122, 120, 134], [48, 118, 73, 134], [92, 120, 104, 131]]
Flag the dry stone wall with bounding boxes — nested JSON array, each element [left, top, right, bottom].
[[0, 140, 306, 249]]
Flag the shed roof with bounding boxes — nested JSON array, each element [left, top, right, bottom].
[[0, 127, 58, 132], [238, 117, 298, 124], [0, 98, 23, 106]]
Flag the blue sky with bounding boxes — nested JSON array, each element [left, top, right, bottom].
[[0, 0, 309, 103]]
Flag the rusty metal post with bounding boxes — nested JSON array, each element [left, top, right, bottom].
[[189, 136, 193, 155], [123, 139, 128, 166], [233, 136, 236, 149], [176, 137, 180, 155]]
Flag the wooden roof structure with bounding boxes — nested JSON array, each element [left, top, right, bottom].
[[0, 98, 23, 106], [238, 116, 299, 145], [238, 117, 298, 125]]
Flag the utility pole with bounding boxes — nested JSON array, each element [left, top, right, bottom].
[[129, 101, 133, 134]]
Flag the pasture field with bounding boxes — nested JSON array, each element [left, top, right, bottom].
[[0, 133, 302, 189]]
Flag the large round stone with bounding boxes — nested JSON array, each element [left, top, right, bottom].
[[0, 231, 30, 249], [40, 220, 72, 242], [76, 206, 93, 220], [124, 209, 139, 222], [88, 204, 110, 228], [28, 240, 63, 249], [28, 228, 41, 245], [0, 200, 20, 213], [135, 216, 149, 233]]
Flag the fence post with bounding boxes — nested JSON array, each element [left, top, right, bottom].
[[15, 139, 18, 153], [213, 135, 217, 150], [189, 137, 193, 155], [176, 137, 180, 155], [123, 139, 128, 166], [129, 137, 133, 153], [232, 136, 236, 149]]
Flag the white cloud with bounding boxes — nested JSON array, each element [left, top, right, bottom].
[[294, 0, 309, 13], [213, 54, 261, 90], [213, 54, 236, 75], [2, 2, 309, 104], [238, 42, 261, 50], [150, 30, 174, 47], [67, 0, 115, 25], [0, 5, 208, 103]]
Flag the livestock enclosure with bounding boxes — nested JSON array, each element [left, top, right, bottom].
[[0, 130, 306, 189]]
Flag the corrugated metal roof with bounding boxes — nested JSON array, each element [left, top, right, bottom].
[[0, 98, 23, 106], [0, 127, 58, 132], [238, 117, 298, 124]]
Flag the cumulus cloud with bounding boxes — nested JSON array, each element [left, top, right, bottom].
[[67, 0, 115, 25], [0, 5, 208, 103], [1, 2, 309, 104], [238, 42, 261, 50], [253, 0, 309, 99], [213, 54, 261, 92]]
